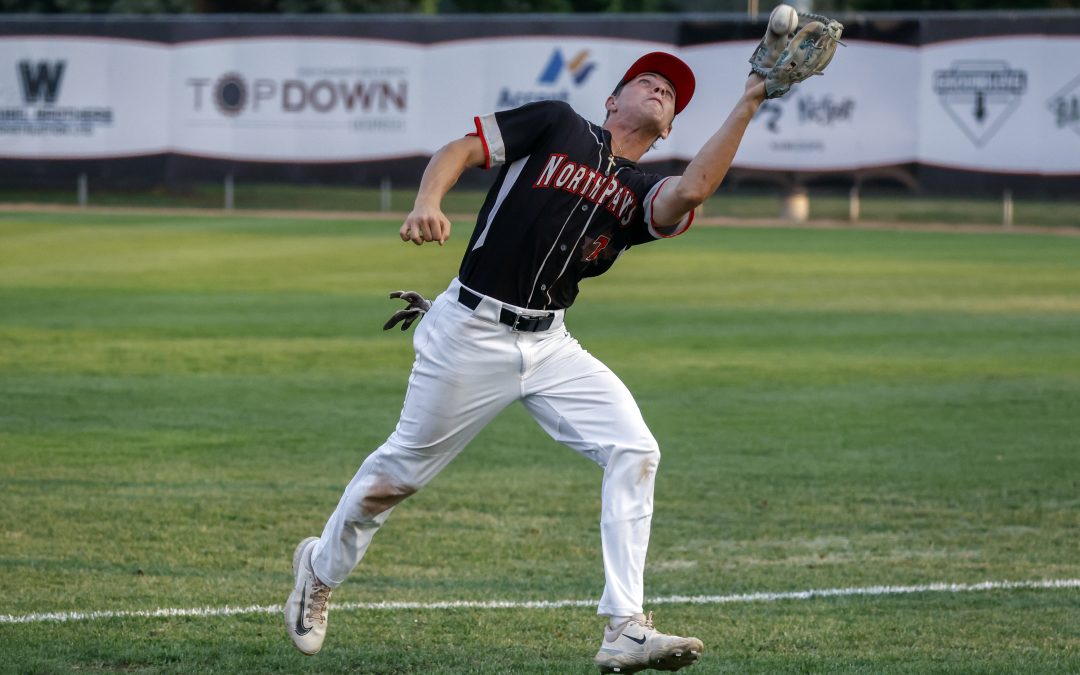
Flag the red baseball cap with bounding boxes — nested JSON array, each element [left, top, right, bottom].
[[617, 52, 696, 115]]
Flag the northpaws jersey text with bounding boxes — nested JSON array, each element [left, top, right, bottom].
[[532, 153, 640, 226]]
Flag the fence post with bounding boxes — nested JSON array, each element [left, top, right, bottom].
[[77, 173, 88, 207], [780, 186, 809, 222], [380, 177, 392, 212], [224, 173, 235, 211]]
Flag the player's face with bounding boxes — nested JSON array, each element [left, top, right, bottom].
[[614, 72, 677, 133]]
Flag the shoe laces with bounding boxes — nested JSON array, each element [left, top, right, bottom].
[[632, 611, 655, 631], [307, 581, 333, 624]]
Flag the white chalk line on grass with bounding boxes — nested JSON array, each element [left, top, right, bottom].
[[2, 578, 1078, 626]]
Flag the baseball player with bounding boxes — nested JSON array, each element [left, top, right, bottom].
[[285, 23, 840, 672]]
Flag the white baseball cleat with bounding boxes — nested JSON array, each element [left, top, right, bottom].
[[284, 536, 333, 655], [594, 612, 704, 673]]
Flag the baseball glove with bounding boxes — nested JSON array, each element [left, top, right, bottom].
[[383, 290, 431, 331], [749, 5, 844, 100]]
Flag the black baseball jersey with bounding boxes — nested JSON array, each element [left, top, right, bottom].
[[460, 100, 694, 311]]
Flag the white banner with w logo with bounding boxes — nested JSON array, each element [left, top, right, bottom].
[[0, 38, 169, 158]]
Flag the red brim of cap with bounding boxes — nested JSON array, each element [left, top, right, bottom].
[[619, 52, 696, 115]]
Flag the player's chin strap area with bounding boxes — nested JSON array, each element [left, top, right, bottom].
[[457, 286, 557, 333]]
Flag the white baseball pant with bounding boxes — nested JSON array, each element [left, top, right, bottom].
[[310, 278, 660, 617]]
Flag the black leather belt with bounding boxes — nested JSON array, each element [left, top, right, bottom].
[[457, 286, 556, 332]]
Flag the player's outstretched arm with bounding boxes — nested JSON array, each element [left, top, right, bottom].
[[401, 135, 487, 246], [649, 75, 766, 228]]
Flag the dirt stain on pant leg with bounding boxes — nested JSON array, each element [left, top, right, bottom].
[[360, 479, 418, 518], [637, 457, 658, 485]]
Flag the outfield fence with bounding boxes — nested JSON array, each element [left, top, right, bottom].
[[2, 12, 1080, 197]]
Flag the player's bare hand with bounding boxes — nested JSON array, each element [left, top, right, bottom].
[[400, 206, 451, 246]]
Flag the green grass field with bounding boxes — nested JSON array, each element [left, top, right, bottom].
[[1, 210, 1078, 673]]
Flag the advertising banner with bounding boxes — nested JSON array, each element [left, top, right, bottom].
[[920, 36, 1080, 175], [0, 37, 169, 158], [1, 26, 1079, 178], [172, 38, 423, 162], [424, 37, 681, 157], [683, 41, 919, 171]]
